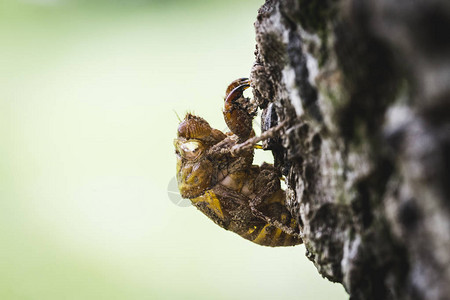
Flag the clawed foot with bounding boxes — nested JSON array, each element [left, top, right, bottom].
[[223, 78, 255, 140]]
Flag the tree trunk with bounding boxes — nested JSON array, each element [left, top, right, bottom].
[[250, 0, 450, 299]]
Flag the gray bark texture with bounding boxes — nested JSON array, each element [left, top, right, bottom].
[[250, 0, 450, 299]]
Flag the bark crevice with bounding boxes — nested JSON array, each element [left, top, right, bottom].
[[251, 0, 450, 299]]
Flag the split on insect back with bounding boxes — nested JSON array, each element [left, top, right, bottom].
[[174, 78, 302, 247]]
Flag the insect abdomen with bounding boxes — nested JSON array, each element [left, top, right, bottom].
[[191, 189, 301, 247], [241, 221, 301, 247]]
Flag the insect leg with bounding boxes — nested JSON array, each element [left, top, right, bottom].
[[223, 81, 254, 140], [249, 194, 300, 238], [230, 120, 288, 157], [225, 78, 250, 98], [248, 164, 301, 238]]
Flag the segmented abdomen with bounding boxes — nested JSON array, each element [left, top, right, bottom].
[[239, 218, 301, 246], [191, 189, 301, 247]]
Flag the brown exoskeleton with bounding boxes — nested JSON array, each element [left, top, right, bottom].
[[174, 78, 302, 247]]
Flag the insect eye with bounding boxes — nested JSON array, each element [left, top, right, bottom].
[[180, 140, 204, 160]]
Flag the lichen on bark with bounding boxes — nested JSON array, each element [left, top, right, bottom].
[[250, 0, 450, 299]]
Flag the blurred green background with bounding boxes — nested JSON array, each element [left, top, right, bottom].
[[0, 0, 347, 299]]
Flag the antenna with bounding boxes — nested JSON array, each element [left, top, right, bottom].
[[173, 110, 182, 122]]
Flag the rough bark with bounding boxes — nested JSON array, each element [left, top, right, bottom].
[[250, 0, 450, 299]]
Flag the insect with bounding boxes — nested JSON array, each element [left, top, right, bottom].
[[174, 78, 302, 247]]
